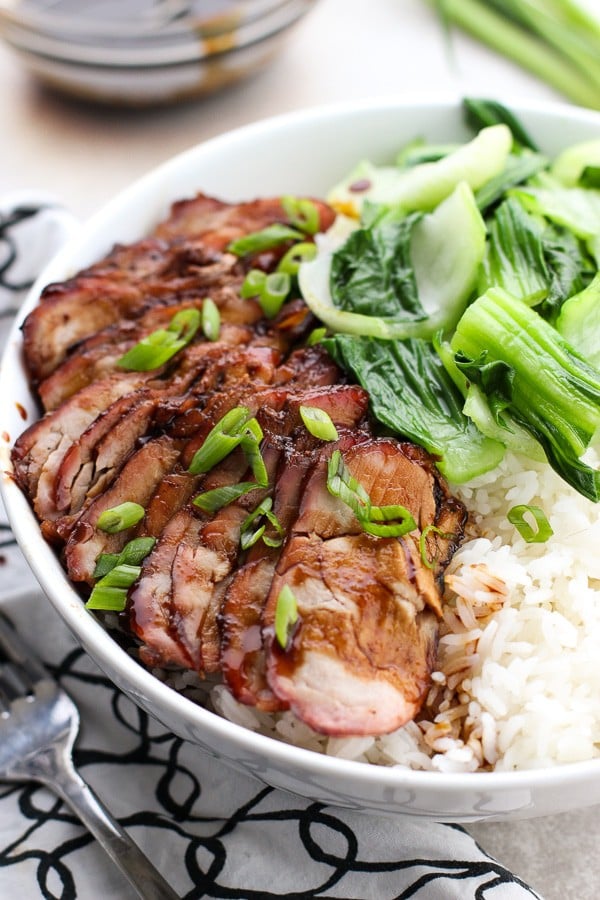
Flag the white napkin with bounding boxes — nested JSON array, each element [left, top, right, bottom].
[[0, 196, 543, 900]]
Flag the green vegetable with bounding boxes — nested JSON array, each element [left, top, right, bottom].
[[452, 287, 600, 500], [240, 269, 291, 318], [474, 149, 547, 212], [193, 481, 263, 513], [324, 334, 504, 482], [300, 181, 486, 340], [96, 501, 145, 533], [274, 585, 298, 649], [281, 196, 320, 234], [201, 298, 221, 342], [187, 407, 263, 476], [86, 563, 142, 611], [299, 405, 339, 442], [507, 504, 554, 542], [240, 497, 284, 550], [326, 450, 417, 536], [551, 139, 600, 187], [277, 241, 317, 276], [93, 536, 156, 579], [511, 180, 600, 263], [463, 98, 539, 151], [430, 0, 600, 110], [556, 273, 600, 368], [478, 197, 549, 305], [228, 224, 304, 256], [327, 123, 512, 216], [117, 308, 200, 371]]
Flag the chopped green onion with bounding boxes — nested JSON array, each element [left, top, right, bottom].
[[299, 405, 339, 442], [86, 563, 143, 611], [96, 501, 145, 533], [85, 586, 129, 612], [282, 196, 320, 234], [93, 536, 156, 579], [258, 272, 291, 319], [240, 268, 266, 298], [227, 224, 303, 257], [202, 298, 221, 342], [326, 450, 371, 521], [277, 241, 317, 276], [419, 524, 458, 569], [239, 268, 291, 318], [117, 308, 200, 371], [326, 450, 417, 538], [507, 504, 554, 543], [193, 481, 261, 513], [306, 327, 327, 346], [187, 406, 252, 475], [240, 497, 284, 550], [274, 584, 299, 649], [362, 503, 416, 538], [240, 436, 269, 487]]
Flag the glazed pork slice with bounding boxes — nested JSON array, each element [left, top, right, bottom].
[[11, 371, 151, 502], [23, 194, 335, 384], [220, 384, 371, 710], [262, 437, 466, 737], [63, 435, 182, 585]]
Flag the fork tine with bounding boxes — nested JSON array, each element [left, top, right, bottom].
[[0, 612, 50, 683], [0, 661, 34, 698]]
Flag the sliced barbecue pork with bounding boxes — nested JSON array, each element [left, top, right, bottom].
[[12, 186, 469, 741], [262, 438, 466, 736]]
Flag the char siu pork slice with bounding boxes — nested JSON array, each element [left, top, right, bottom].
[[129, 446, 269, 673], [152, 193, 336, 252], [12, 372, 151, 501], [219, 384, 370, 710], [37, 303, 254, 412], [262, 437, 466, 737], [63, 435, 182, 585]]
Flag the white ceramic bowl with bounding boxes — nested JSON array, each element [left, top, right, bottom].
[[2, 97, 600, 823]]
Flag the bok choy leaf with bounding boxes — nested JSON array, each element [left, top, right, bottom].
[[451, 287, 600, 501], [323, 334, 504, 483]]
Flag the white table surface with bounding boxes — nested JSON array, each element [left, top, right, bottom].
[[1, 1, 598, 897]]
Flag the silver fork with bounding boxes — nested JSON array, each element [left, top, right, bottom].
[[0, 613, 180, 900]]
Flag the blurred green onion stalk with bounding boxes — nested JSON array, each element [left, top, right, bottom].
[[431, 0, 600, 109]]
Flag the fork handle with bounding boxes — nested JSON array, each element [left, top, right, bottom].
[[51, 757, 180, 900]]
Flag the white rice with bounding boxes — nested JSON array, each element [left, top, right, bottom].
[[211, 449, 600, 772]]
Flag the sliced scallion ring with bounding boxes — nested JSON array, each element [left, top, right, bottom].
[[187, 406, 252, 475], [240, 269, 266, 298], [507, 505, 553, 543], [306, 327, 327, 347], [258, 272, 291, 318], [202, 298, 221, 342], [96, 501, 145, 534], [277, 241, 317, 276], [327, 450, 417, 538], [299, 405, 339, 442], [193, 481, 261, 513], [93, 536, 156, 579], [281, 196, 320, 234], [117, 307, 200, 371], [85, 585, 129, 612], [227, 224, 303, 257], [239, 497, 284, 550], [274, 584, 299, 649], [418, 524, 458, 569]]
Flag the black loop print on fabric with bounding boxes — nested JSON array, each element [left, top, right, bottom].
[[0, 629, 543, 900], [0, 205, 51, 298]]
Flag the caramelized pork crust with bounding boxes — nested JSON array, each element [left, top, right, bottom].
[[13, 190, 466, 738]]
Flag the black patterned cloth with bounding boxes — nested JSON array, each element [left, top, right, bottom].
[[0, 197, 543, 900]]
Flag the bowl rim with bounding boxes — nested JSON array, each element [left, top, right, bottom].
[[2, 94, 600, 803]]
